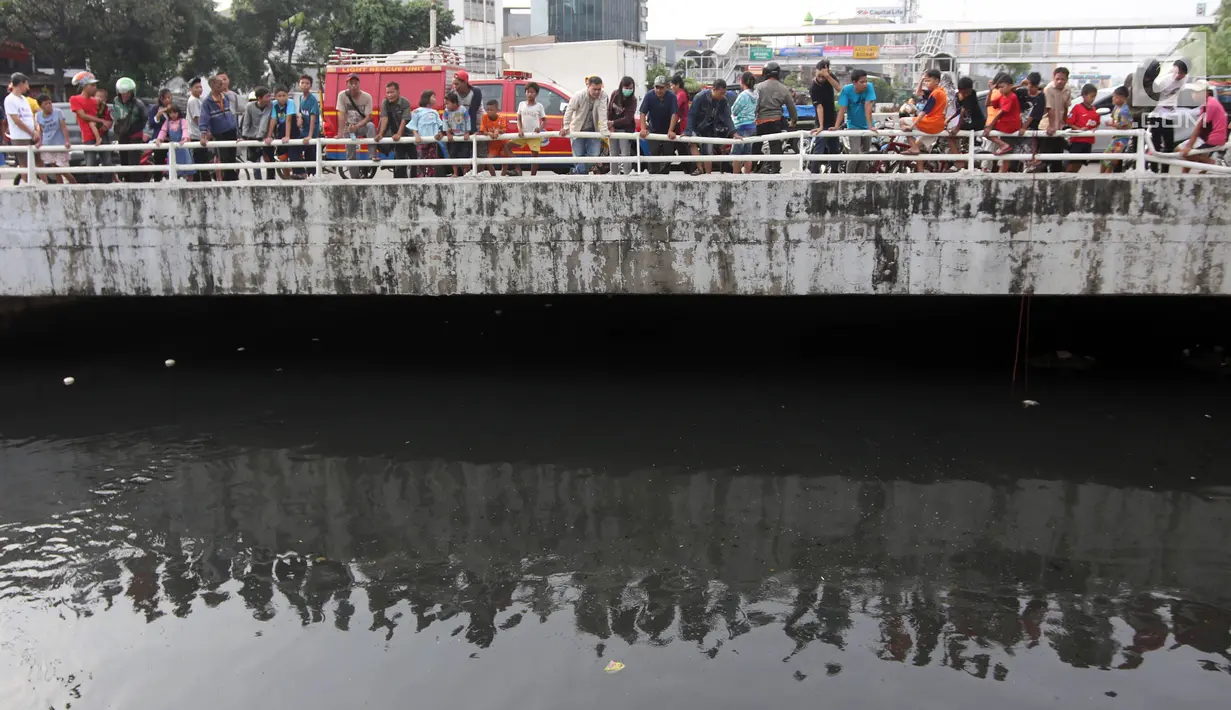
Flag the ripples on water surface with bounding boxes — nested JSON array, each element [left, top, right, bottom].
[[1, 308, 1229, 710]]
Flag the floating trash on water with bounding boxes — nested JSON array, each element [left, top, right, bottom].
[[494, 310, 503, 316], [92, 489, 120, 496], [1022, 400, 1040, 408], [237, 347, 246, 352], [1206, 414, 1213, 419], [129, 476, 154, 484], [1183, 348, 1192, 357], [63, 376, 75, 386], [1215, 346, 1225, 354], [604, 661, 625, 674], [165, 359, 176, 367], [311, 337, 320, 342], [1056, 350, 1073, 360]]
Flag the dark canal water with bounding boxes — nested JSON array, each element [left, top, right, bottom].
[[1, 297, 1229, 709]]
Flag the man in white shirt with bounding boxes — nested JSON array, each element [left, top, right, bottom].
[[4, 73, 39, 184], [1148, 59, 1188, 173]]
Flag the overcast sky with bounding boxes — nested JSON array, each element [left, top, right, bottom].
[[644, 0, 1207, 38]]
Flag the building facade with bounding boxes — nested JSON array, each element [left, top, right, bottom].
[[444, 0, 505, 77], [530, 0, 647, 43]]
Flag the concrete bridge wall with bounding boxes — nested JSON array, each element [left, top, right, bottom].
[[2, 175, 1227, 296]]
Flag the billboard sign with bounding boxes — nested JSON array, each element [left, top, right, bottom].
[[823, 46, 855, 58], [880, 44, 917, 56], [855, 6, 906, 18], [749, 47, 774, 61], [853, 45, 880, 60], [777, 46, 826, 57]]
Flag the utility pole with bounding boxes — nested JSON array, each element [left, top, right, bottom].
[[430, 0, 438, 48]]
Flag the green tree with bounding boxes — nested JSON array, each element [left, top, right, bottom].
[[646, 62, 672, 91], [1195, 0, 1231, 75], [870, 76, 893, 104], [327, 0, 458, 54], [994, 31, 1032, 80], [0, 0, 197, 96]]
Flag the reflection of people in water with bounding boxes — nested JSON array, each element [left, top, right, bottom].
[[1118, 595, 1169, 669], [1171, 600, 1231, 661]]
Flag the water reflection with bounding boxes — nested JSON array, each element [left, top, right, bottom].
[[4, 444, 1231, 691]]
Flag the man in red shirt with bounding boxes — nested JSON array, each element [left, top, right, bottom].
[[671, 75, 691, 169], [1065, 83, 1100, 172], [68, 71, 110, 180]]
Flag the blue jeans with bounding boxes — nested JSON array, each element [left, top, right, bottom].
[[730, 125, 756, 156], [571, 137, 601, 174]]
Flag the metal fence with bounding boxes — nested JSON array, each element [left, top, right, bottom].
[[1, 128, 1227, 183]]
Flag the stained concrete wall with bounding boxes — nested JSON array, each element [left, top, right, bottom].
[[2, 175, 1228, 296]]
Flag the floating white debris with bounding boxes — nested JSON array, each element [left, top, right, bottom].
[[1205, 414, 1213, 419], [1022, 400, 1040, 408], [1183, 348, 1192, 357], [165, 359, 176, 368], [63, 377, 75, 386], [129, 476, 154, 484], [1215, 346, 1225, 354], [237, 347, 246, 352], [1056, 350, 1073, 360]]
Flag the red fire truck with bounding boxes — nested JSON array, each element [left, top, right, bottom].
[[322, 49, 574, 171]]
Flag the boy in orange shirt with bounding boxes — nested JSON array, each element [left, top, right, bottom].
[[479, 99, 513, 177], [903, 69, 948, 170]]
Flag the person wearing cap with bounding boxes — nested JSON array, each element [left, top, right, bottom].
[[337, 73, 376, 165], [452, 71, 483, 164], [4, 73, 39, 184], [68, 71, 110, 179], [1178, 79, 1228, 173], [754, 62, 796, 174], [560, 75, 609, 175], [111, 77, 149, 181], [638, 75, 679, 174]]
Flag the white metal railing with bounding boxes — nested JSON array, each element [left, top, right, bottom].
[[1, 129, 1227, 182]]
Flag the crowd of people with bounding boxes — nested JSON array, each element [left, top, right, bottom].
[[3, 60, 1227, 184]]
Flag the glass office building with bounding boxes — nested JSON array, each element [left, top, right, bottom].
[[544, 0, 646, 43]]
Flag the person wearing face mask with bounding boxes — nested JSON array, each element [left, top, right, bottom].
[[608, 76, 638, 175]]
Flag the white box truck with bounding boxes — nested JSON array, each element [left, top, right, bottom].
[[505, 40, 649, 96]]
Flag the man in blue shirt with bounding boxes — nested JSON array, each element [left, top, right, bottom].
[[293, 74, 321, 177], [685, 79, 735, 175], [637, 75, 678, 174], [199, 74, 240, 181], [823, 69, 876, 174]]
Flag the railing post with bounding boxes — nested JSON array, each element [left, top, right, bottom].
[[968, 130, 977, 172], [798, 131, 806, 173], [1135, 128, 1147, 172], [27, 145, 37, 184], [315, 139, 324, 177], [635, 134, 642, 174], [168, 143, 178, 181], [472, 135, 480, 175]]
